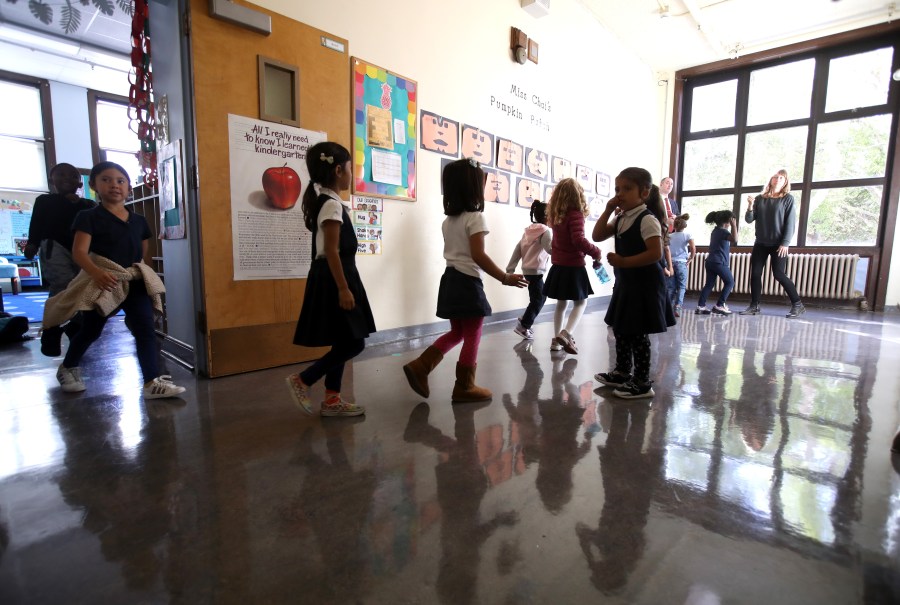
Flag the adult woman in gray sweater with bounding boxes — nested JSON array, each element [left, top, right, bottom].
[[739, 169, 804, 318]]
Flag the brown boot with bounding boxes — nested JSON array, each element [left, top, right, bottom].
[[403, 346, 444, 398], [451, 363, 492, 403]]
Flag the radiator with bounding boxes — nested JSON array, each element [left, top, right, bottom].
[[686, 252, 859, 300]]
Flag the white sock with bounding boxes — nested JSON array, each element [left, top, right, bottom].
[[554, 300, 568, 335], [564, 299, 587, 334]]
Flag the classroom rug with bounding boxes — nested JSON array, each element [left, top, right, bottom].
[[2, 291, 49, 323]]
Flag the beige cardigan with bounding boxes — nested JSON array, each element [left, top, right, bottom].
[[42, 254, 166, 328]]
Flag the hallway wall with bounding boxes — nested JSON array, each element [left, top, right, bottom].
[[246, 0, 658, 331]]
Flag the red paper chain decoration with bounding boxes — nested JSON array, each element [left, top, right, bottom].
[[129, 0, 157, 188]]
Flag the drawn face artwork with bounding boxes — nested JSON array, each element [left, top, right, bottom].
[[420, 111, 459, 156], [576, 165, 592, 189], [483, 169, 510, 204], [517, 178, 539, 208], [525, 148, 548, 180], [552, 156, 572, 183], [461, 126, 494, 166], [497, 139, 523, 174]]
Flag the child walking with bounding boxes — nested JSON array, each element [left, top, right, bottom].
[[667, 213, 695, 317], [507, 200, 552, 340], [591, 167, 675, 399], [403, 158, 527, 403], [54, 161, 185, 399], [287, 142, 376, 417], [25, 162, 96, 356], [695, 210, 738, 316], [542, 178, 603, 355]]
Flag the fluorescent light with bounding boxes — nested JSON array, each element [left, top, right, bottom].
[[0, 23, 79, 55]]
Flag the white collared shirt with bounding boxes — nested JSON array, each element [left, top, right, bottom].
[[315, 187, 348, 258]]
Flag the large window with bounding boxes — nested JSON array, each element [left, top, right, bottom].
[[88, 91, 142, 186], [678, 37, 898, 251], [0, 72, 53, 191]]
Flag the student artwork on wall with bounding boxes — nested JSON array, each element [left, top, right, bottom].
[[595, 171, 610, 196], [496, 138, 524, 174], [575, 164, 593, 191], [544, 184, 555, 204], [420, 110, 459, 157], [460, 124, 494, 167], [483, 168, 510, 204], [158, 139, 186, 239], [588, 196, 607, 221], [524, 147, 548, 181], [516, 177, 541, 209], [551, 156, 573, 183], [352, 57, 417, 201]]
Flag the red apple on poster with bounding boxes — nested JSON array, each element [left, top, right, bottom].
[[262, 164, 302, 209]]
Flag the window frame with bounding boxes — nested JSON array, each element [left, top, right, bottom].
[[0, 69, 56, 189], [671, 22, 900, 310], [87, 89, 137, 171]]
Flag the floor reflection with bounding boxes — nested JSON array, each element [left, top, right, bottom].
[[291, 420, 376, 603], [404, 402, 518, 604], [1, 309, 899, 603], [52, 397, 184, 596]]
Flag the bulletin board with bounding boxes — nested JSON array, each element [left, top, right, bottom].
[[351, 57, 417, 201]]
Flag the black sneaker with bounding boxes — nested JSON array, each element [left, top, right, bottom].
[[612, 381, 655, 399], [594, 370, 631, 387], [738, 305, 760, 315], [786, 302, 805, 318]]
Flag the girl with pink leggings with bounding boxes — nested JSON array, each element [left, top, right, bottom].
[[403, 158, 527, 402]]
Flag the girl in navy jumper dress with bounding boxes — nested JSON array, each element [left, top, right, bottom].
[[695, 210, 738, 316], [287, 142, 376, 417], [592, 167, 675, 399], [542, 178, 603, 355]]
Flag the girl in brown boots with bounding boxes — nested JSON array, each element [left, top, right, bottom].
[[403, 158, 527, 402]]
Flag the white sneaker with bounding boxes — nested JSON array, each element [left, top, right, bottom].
[[285, 373, 314, 414], [143, 375, 186, 399], [513, 322, 534, 340], [550, 338, 563, 352], [57, 364, 86, 393], [712, 304, 732, 315]]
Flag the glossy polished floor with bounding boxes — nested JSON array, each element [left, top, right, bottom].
[[2, 306, 900, 604]]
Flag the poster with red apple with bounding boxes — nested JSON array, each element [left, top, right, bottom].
[[228, 114, 326, 280]]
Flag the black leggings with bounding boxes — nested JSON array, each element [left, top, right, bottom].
[[299, 338, 365, 392], [749, 243, 800, 306], [614, 332, 651, 383]]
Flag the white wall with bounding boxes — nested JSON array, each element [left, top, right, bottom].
[[252, 0, 660, 331]]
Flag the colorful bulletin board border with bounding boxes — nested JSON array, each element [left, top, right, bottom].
[[351, 57, 417, 202]]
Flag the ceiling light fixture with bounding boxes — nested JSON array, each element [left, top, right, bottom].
[[0, 22, 79, 55], [658, 2, 671, 18]]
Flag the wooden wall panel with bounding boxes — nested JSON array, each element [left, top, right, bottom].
[[189, 0, 350, 376]]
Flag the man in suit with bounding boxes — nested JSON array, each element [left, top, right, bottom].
[[659, 176, 679, 233]]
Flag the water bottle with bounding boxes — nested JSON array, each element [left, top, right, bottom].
[[594, 262, 610, 284]]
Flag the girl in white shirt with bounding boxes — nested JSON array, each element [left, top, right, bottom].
[[403, 158, 527, 403]]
